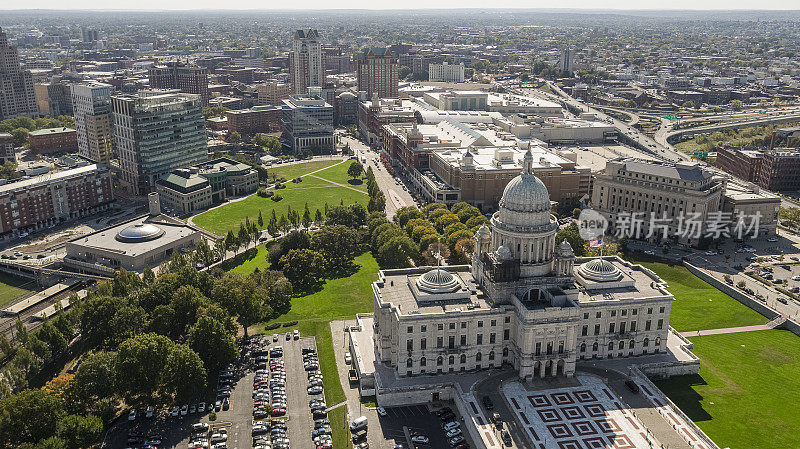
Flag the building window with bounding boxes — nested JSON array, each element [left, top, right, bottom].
[[608, 342, 614, 350], [460, 354, 466, 364], [490, 333, 496, 344], [657, 319, 664, 330], [584, 313, 589, 319], [648, 307, 653, 314], [659, 307, 665, 313], [592, 342, 598, 352], [629, 340, 635, 349], [477, 334, 483, 345], [535, 342, 541, 356], [406, 358, 413, 367], [594, 324, 600, 335], [546, 342, 553, 355], [580, 343, 586, 353], [407, 326, 413, 333], [620, 322, 626, 334], [645, 320, 651, 331], [611, 310, 616, 317], [449, 336, 455, 349], [619, 341, 625, 350], [421, 325, 427, 332], [644, 338, 649, 347], [461, 322, 467, 329], [655, 337, 661, 346], [407, 340, 413, 351], [476, 352, 482, 362], [437, 337, 443, 348], [449, 323, 456, 330], [477, 321, 483, 328], [596, 312, 602, 318], [421, 338, 426, 350], [503, 329, 510, 340], [609, 323, 615, 333], [630, 321, 637, 332], [491, 320, 496, 327], [502, 347, 509, 358], [449, 355, 454, 365], [420, 357, 426, 367], [437, 356, 443, 366], [504, 316, 510, 324], [621, 309, 627, 317]]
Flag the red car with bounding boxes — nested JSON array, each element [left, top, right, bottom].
[[317, 444, 333, 449], [271, 407, 287, 416]]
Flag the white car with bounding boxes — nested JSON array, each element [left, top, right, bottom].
[[198, 402, 206, 413], [377, 406, 387, 417], [793, 276, 800, 281], [180, 404, 188, 416], [127, 409, 137, 421], [443, 421, 460, 431], [411, 435, 429, 445], [170, 406, 179, 417], [446, 428, 463, 438], [145, 406, 154, 418]]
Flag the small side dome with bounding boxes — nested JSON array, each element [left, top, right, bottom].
[[115, 223, 165, 243], [578, 258, 622, 282], [557, 240, 575, 257], [416, 268, 461, 293], [476, 224, 490, 239]]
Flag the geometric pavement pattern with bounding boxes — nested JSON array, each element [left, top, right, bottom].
[[503, 376, 660, 449]]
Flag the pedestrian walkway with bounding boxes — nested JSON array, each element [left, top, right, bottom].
[[308, 174, 368, 195], [679, 323, 770, 337]]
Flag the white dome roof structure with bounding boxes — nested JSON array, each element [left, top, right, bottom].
[[416, 268, 461, 294], [496, 245, 513, 261], [496, 148, 552, 228], [115, 223, 165, 243], [578, 258, 622, 282], [557, 240, 575, 257]]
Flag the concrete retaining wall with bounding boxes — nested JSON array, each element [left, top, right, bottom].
[[683, 261, 780, 320]]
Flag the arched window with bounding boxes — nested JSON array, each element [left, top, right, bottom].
[[489, 351, 495, 360], [460, 354, 467, 364], [406, 358, 413, 368], [655, 337, 661, 346], [592, 342, 598, 351], [420, 357, 427, 367], [437, 356, 443, 366], [449, 355, 455, 365], [608, 342, 614, 350], [629, 340, 635, 349], [502, 347, 509, 357], [476, 352, 482, 362], [643, 338, 649, 347], [580, 343, 586, 353], [618, 341, 625, 350]]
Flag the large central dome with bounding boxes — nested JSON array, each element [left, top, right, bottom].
[[115, 223, 165, 243], [496, 148, 553, 228]]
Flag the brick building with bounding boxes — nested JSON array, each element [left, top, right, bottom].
[[0, 163, 114, 238], [356, 48, 399, 99], [225, 105, 283, 135], [0, 132, 14, 163], [715, 148, 762, 183], [257, 80, 291, 106], [28, 127, 78, 155], [757, 149, 800, 191], [148, 62, 209, 106]]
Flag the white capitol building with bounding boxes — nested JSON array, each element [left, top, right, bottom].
[[369, 149, 676, 383]]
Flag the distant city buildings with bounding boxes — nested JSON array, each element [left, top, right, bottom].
[[148, 62, 210, 106], [281, 95, 334, 154], [72, 82, 114, 163], [155, 158, 258, 214], [356, 48, 399, 99], [34, 81, 73, 117], [0, 27, 37, 120], [560, 48, 575, 76], [225, 105, 283, 135], [428, 62, 465, 83], [290, 29, 324, 95], [0, 163, 114, 239], [112, 92, 207, 196]]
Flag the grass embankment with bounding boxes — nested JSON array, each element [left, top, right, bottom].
[[0, 273, 36, 309], [656, 330, 800, 449], [627, 258, 765, 331]]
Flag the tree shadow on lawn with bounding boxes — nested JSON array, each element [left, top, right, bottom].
[[289, 262, 360, 297], [220, 247, 260, 270], [348, 179, 364, 186], [655, 373, 713, 422]]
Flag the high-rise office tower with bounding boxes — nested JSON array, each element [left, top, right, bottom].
[[0, 27, 37, 120], [560, 49, 575, 77], [290, 29, 324, 95], [112, 92, 206, 196], [72, 82, 114, 164], [356, 48, 399, 99], [148, 62, 209, 106]]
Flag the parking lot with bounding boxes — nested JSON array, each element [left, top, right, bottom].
[[103, 332, 322, 449], [373, 403, 477, 449]]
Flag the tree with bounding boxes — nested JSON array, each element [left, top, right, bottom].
[[452, 237, 475, 264], [212, 273, 270, 336], [238, 222, 250, 249], [115, 333, 174, 400], [302, 203, 312, 228], [682, 100, 695, 109], [142, 266, 156, 285], [368, 191, 386, 213], [228, 131, 242, 144], [194, 240, 214, 267], [377, 235, 418, 268], [0, 389, 64, 447], [56, 414, 103, 449], [79, 296, 145, 348], [225, 230, 239, 255], [729, 99, 743, 111], [422, 241, 449, 266], [278, 215, 290, 234], [314, 209, 324, 226], [311, 225, 359, 268], [347, 161, 364, 180], [10, 127, 29, 146], [554, 222, 586, 257], [394, 206, 423, 227], [187, 315, 239, 374], [161, 344, 207, 403], [279, 249, 326, 286], [258, 210, 264, 228], [203, 106, 227, 118], [73, 351, 117, 402]]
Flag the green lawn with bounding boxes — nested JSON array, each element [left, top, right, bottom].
[[267, 160, 340, 180], [313, 162, 368, 191], [251, 252, 379, 449], [0, 273, 35, 308], [220, 243, 273, 275], [656, 329, 800, 449], [192, 186, 367, 236], [629, 259, 765, 331]]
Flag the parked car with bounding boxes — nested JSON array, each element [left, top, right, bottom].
[[410, 435, 430, 445], [145, 406, 154, 418], [377, 406, 387, 417], [446, 428, 463, 438], [449, 436, 465, 447], [128, 409, 137, 421], [625, 380, 640, 393]]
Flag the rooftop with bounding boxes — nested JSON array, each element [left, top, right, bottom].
[[28, 127, 75, 136], [67, 215, 199, 257]]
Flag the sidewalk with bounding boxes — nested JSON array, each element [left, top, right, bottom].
[[680, 324, 770, 337]]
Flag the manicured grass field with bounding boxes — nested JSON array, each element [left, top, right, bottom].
[[313, 162, 368, 191], [220, 243, 273, 275], [252, 252, 379, 449], [0, 273, 35, 309], [628, 258, 765, 331], [266, 160, 340, 180], [656, 329, 800, 449], [193, 186, 367, 236]]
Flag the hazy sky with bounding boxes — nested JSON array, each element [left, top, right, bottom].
[[3, 0, 800, 10]]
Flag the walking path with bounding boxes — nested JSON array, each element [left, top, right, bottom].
[[308, 174, 369, 195], [679, 324, 770, 337]]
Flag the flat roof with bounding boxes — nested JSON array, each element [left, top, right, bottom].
[[434, 145, 574, 171], [574, 257, 672, 303], [68, 215, 199, 257], [29, 127, 75, 136], [376, 267, 493, 315], [0, 164, 103, 195]]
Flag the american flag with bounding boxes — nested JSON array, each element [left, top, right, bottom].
[[589, 239, 602, 248]]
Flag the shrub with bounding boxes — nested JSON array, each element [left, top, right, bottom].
[[272, 194, 283, 202], [264, 322, 281, 330], [282, 320, 298, 327], [292, 177, 302, 183]]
